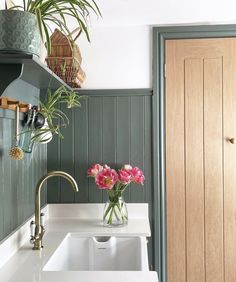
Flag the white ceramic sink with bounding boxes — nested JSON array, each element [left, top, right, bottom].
[[43, 233, 149, 271]]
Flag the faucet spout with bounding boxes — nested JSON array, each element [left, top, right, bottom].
[[32, 171, 79, 250]]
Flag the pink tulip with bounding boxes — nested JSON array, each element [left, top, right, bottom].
[[131, 167, 145, 186], [95, 168, 118, 189], [87, 164, 103, 177], [118, 169, 132, 185]]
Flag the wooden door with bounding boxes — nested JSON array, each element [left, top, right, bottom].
[[165, 38, 236, 282]]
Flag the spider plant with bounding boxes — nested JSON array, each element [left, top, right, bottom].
[[32, 85, 84, 143], [5, 0, 101, 54]]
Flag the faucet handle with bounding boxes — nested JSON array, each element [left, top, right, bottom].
[[40, 213, 45, 227], [30, 221, 36, 244], [30, 220, 35, 237]]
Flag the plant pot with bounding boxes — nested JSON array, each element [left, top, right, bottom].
[[35, 118, 53, 144], [0, 10, 41, 57]]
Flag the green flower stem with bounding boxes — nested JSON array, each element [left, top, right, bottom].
[[115, 202, 127, 221], [103, 185, 129, 225], [114, 205, 121, 221], [107, 204, 115, 225], [103, 198, 128, 225], [111, 205, 122, 223], [103, 202, 113, 221]]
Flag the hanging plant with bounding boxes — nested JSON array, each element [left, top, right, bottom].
[[32, 85, 84, 143]]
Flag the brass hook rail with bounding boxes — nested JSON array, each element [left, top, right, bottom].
[[0, 97, 29, 113]]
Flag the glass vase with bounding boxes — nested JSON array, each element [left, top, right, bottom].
[[103, 196, 128, 227], [19, 108, 36, 153]]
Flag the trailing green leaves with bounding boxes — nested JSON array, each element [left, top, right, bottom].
[[34, 85, 84, 143]]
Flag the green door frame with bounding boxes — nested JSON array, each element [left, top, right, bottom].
[[152, 24, 236, 282]]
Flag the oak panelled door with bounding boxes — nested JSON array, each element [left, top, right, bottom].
[[165, 38, 236, 282]]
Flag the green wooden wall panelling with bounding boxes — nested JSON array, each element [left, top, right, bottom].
[[47, 123, 60, 203], [0, 75, 47, 243], [0, 114, 47, 242], [47, 89, 154, 266], [88, 97, 103, 202], [74, 99, 88, 203], [47, 90, 153, 204], [60, 106, 75, 202], [116, 96, 130, 201]]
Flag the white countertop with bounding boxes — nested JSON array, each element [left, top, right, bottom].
[[47, 218, 151, 236], [0, 204, 158, 282]]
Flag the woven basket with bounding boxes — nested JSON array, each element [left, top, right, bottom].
[[46, 29, 85, 87]]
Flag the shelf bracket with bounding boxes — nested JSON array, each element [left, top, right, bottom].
[[0, 64, 23, 97]]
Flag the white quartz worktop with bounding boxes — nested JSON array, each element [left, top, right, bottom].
[[0, 204, 158, 282], [46, 217, 151, 236]]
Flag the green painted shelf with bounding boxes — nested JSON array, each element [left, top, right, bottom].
[[0, 53, 72, 96]]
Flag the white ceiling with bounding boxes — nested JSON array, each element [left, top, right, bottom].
[[89, 0, 236, 27], [92, 0, 160, 26], [1, 0, 236, 27]]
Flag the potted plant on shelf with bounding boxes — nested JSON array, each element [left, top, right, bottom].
[[0, 0, 101, 57]]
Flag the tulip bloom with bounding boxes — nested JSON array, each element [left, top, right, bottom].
[[87, 164, 103, 177], [88, 163, 145, 189], [131, 167, 145, 185], [95, 168, 118, 189], [118, 169, 132, 185]]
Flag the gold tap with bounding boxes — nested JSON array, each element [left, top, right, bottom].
[[31, 171, 79, 250]]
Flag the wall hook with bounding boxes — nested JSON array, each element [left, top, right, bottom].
[[0, 97, 29, 112]]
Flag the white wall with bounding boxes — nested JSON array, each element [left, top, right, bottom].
[[78, 26, 152, 89], [92, 0, 236, 27], [76, 0, 236, 89]]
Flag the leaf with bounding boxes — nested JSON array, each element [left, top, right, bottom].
[[5, 0, 14, 9], [81, 0, 102, 17], [35, 7, 44, 42], [38, 84, 85, 140], [41, 20, 51, 54], [5, 0, 102, 54]]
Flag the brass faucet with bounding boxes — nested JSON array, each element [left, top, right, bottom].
[[30, 171, 79, 250]]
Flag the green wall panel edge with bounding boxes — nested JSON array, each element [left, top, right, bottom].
[[75, 88, 153, 97]]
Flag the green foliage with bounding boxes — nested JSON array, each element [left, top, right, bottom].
[[33, 85, 84, 142], [5, 0, 102, 54]]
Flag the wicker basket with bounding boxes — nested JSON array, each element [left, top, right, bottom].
[[46, 29, 85, 88]]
